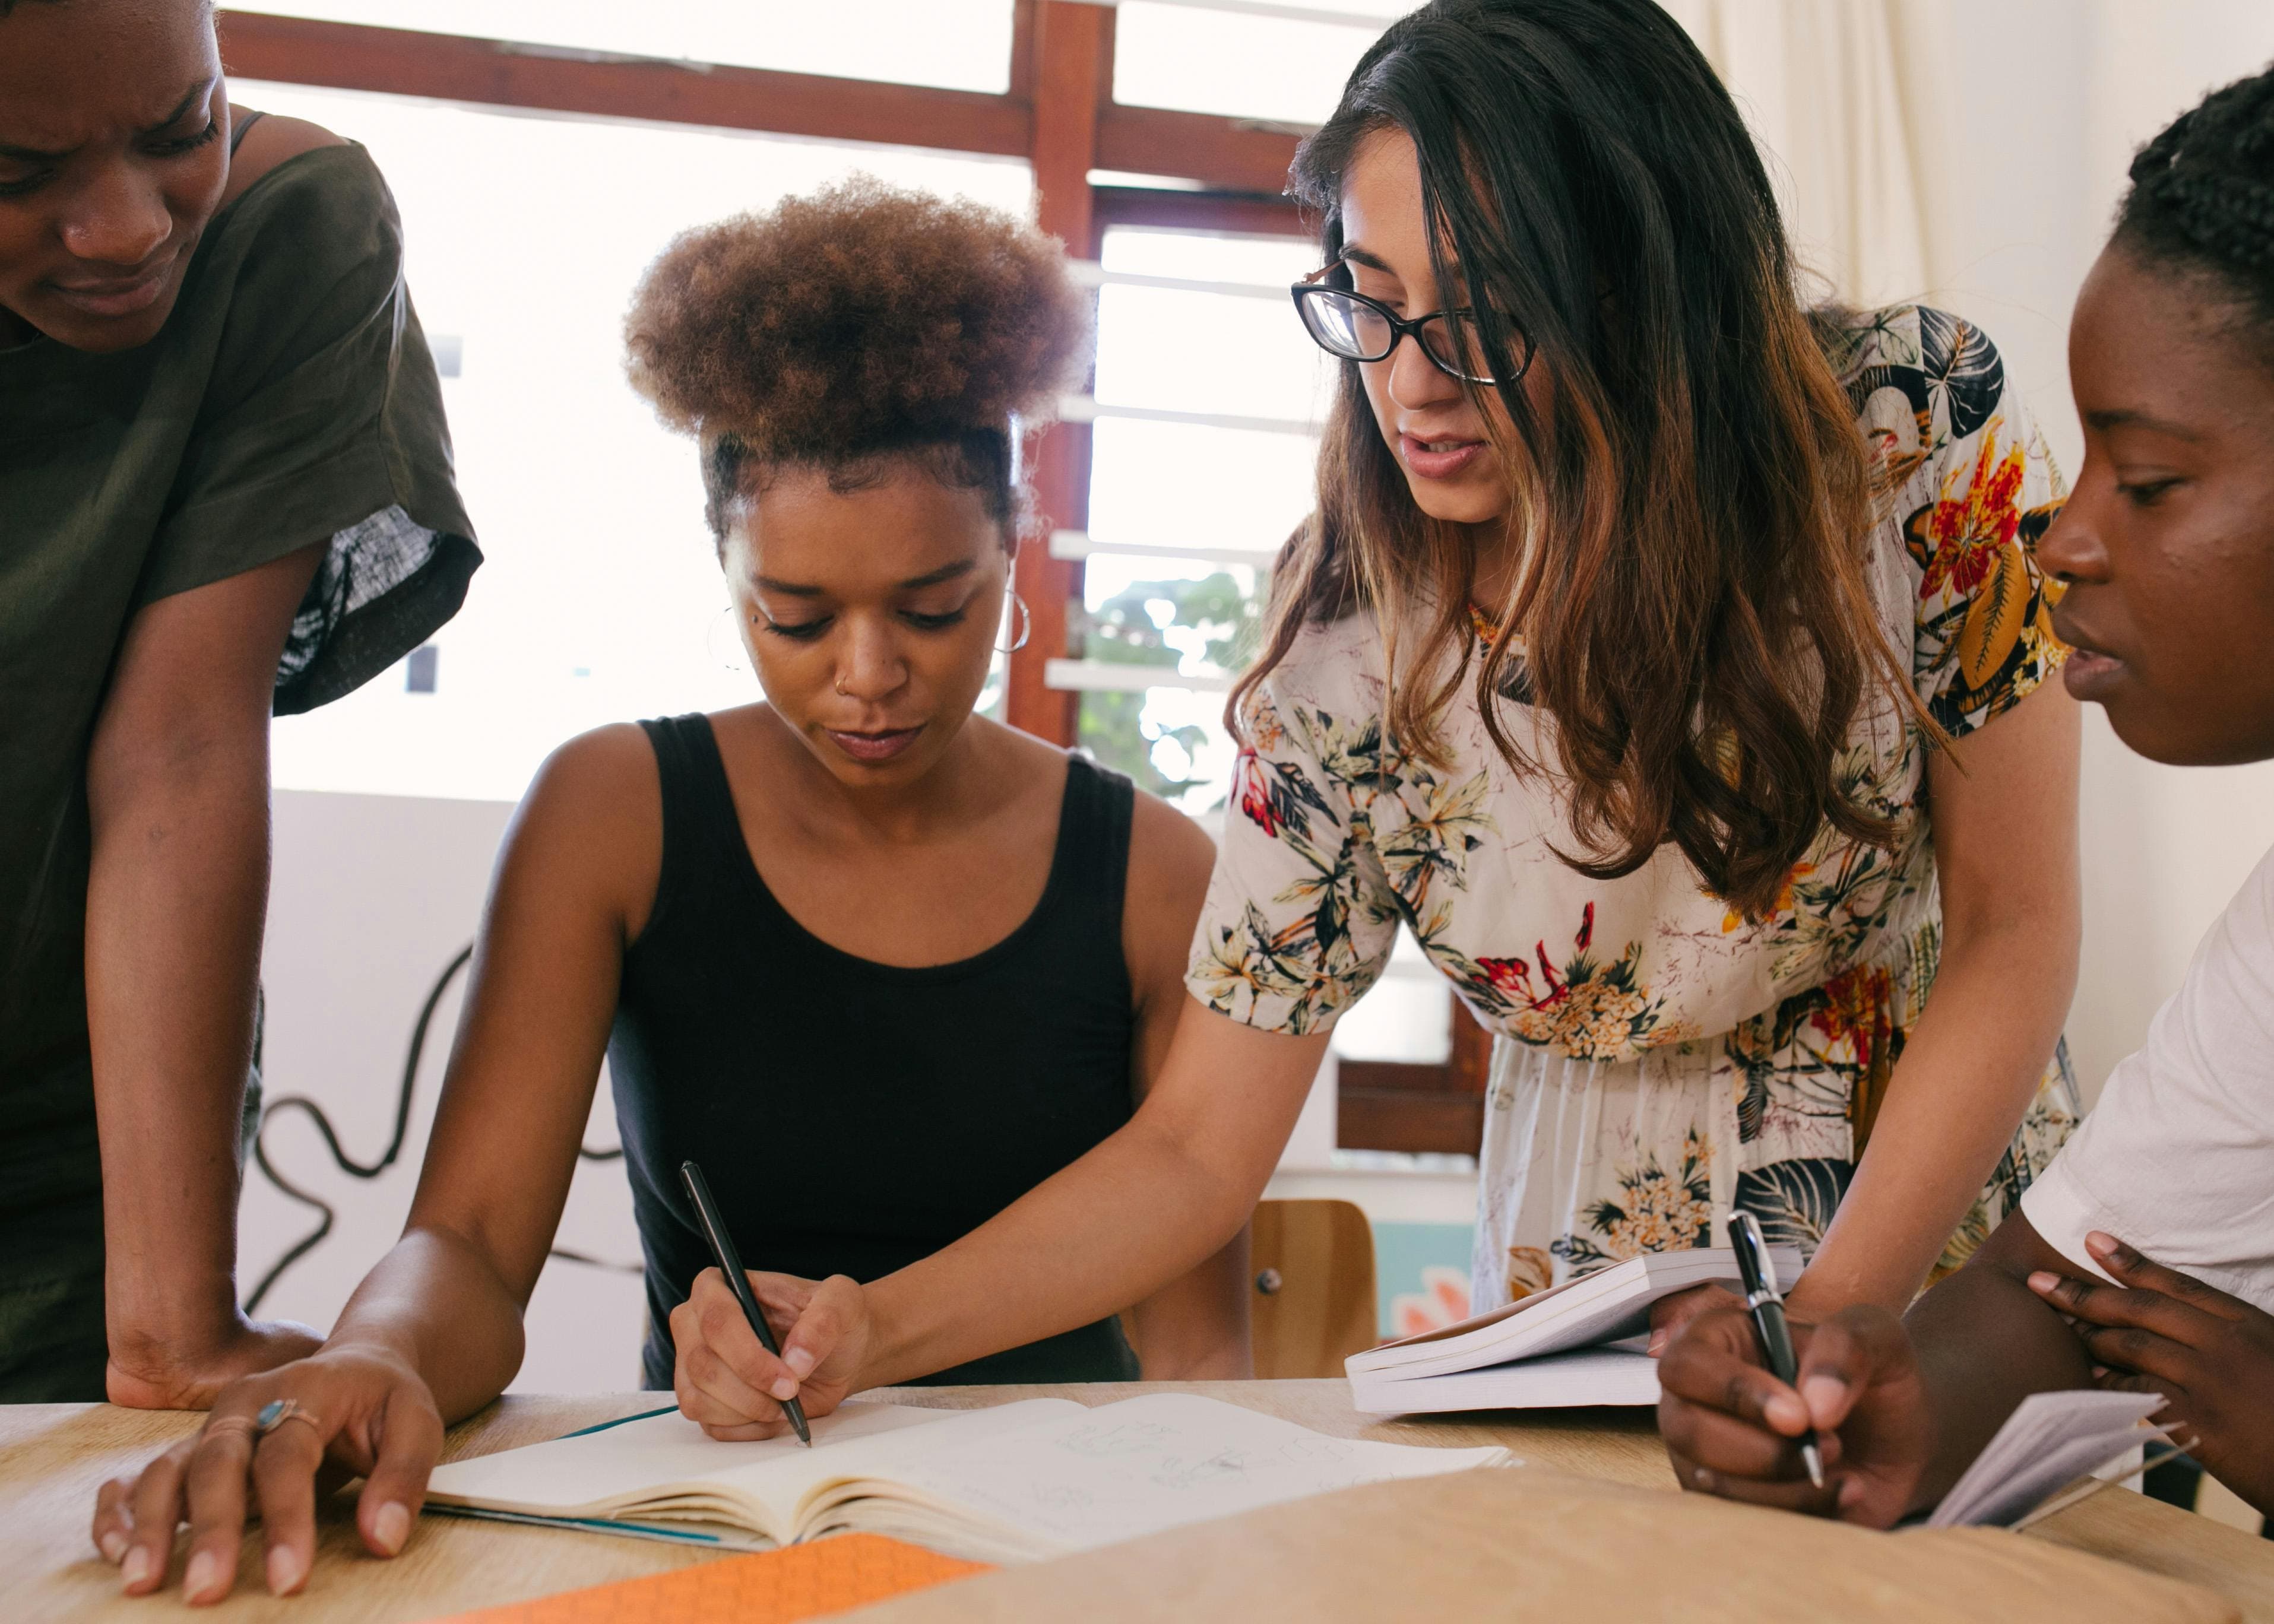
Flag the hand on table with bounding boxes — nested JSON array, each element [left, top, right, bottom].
[[2029, 1231, 2274, 1516], [105, 1313, 324, 1412], [1656, 1302, 1934, 1527], [93, 1344, 444, 1604], [671, 1268, 870, 1439]]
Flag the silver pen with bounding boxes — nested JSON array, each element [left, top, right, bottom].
[[1728, 1210, 1825, 1490]]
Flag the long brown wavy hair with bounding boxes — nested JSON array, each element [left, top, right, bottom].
[[1234, 0, 1914, 919]]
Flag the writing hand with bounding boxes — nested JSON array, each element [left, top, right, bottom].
[[1657, 1302, 1933, 1527], [93, 1344, 443, 1604], [2029, 1232, 2274, 1517], [671, 1268, 869, 1440]]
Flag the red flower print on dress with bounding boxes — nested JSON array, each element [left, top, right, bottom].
[[1912, 425, 2026, 602], [1475, 954, 1535, 1000], [1233, 748, 1335, 843]]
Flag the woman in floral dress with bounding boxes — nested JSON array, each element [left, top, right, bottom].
[[614, 0, 2083, 1433], [1195, 0, 2082, 1324]]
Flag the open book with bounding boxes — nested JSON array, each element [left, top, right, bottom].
[[1927, 1388, 2168, 1528], [1346, 1245, 1801, 1414], [425, 1393, 1510, 1565]]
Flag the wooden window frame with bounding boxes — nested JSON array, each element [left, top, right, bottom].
[[214, 2, 1482, 1155]]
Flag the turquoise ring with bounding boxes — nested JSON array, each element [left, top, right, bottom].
[[254, 1398, 318, 1438]]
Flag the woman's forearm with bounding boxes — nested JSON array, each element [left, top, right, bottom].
[[84, 722, 271, 1374], [864, 1113, 1256, 1387], [862, 1008, 1325, 1388], [324, 1227, 531, 1421], [1791, 921, 2075, 1317]]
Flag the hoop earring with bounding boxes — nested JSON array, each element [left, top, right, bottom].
[[997, 592, 1031, 654]]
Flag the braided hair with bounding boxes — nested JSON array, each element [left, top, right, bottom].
[[2117, 64, 2274, 341]]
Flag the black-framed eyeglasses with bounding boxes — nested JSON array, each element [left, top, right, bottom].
[[1290, 265, 1531, 387]]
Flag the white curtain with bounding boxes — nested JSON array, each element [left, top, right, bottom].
[[1659, 0, 1957, 310]]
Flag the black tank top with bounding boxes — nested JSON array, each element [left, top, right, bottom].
[[609, 714, 1142, 1389]]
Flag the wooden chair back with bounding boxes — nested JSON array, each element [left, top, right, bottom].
[[1249, 1198, 1377, 1379]]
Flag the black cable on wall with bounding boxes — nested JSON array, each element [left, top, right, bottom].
[[246, 943, 635, 1315]]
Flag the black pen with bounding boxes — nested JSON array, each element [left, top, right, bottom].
[[1728, 1210, 1824, 1490], [680, 1159, 812, 1447]]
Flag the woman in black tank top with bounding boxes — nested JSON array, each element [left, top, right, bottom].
[[107, 182, 1249, 1583], [612, 716, 1151, 1388]]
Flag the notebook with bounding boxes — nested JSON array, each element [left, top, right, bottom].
[[1926, 1388, 2169, 1528], [425, 1393, 1511, 1565], [1345, 1245, 1801, 1414]]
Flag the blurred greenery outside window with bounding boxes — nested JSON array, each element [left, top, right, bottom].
[[1074, 572, 1263, 807]]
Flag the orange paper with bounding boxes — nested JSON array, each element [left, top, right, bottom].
[[429, 1534, 993, 1624]]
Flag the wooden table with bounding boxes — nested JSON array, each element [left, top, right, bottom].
[[4, 1382, 2269, 1622]]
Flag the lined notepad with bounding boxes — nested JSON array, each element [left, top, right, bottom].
[[426, 1394, 1510, 1564]]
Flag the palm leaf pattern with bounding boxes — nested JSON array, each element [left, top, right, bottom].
[[1733, 1159, 1855, 1255]]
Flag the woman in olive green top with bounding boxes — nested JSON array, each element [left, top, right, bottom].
[[0, 0, 477, 1402]]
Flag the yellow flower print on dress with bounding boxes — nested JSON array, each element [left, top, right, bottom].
[[1553, 1130, 1715, 1272]]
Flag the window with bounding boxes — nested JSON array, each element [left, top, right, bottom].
[[245, 81, 1032, 802], [1065, 219, 1458, 1077], [227, 1, 1020, 94], [1110, 0, 1393, 126]]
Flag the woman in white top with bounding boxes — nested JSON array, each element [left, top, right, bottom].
[[647, 0, 2080, 1426], [1659, 61, 2274, 1524]]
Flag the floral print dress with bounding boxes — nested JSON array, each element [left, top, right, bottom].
[[1187, 305, 2082, 1311]]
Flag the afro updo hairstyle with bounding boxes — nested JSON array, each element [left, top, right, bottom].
[[2117, 62, 2274, 359], [624, 176, 1093, 548]]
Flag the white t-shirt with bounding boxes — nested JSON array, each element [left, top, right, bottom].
[[2021, 845, 2274, 1314]]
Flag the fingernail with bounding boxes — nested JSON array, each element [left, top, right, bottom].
[[1838, 1476, 1867, 1509], [267, 1545, 305, 1595], [373, 1501, 411, 1555], [2086, 1230, 2117, 1254], [769, 1376, 800, 1401], [2028, 1271, 2060, 1293], [1646, 1331, 1667, 1356], [785, 1347, 816, 1379], [184, 1551, 220, 1601], [1801, 1374, 1847, 1421], [121, 1547, 153, 1588], [99, 1530, 126, 1563], [1765, 1392, 1807, 1431]]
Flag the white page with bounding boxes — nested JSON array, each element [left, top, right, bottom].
[[1927, 1390, 2164, 1528], [426, 1400, 978, 1516], [1348, 1246, 1802, 1380], [1351, 1348, 1660, 1415], [858, 1392, 1510, 1556]]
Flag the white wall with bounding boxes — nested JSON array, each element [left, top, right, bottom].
[[246, 791, 650, 1392], [1909, 0, 2274, 1097]]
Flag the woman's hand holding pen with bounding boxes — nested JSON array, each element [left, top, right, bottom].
[[1655, 1303, 1934, 1528], [93, 1343, 445, 1604], [671, 1268, 871, 1439]]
